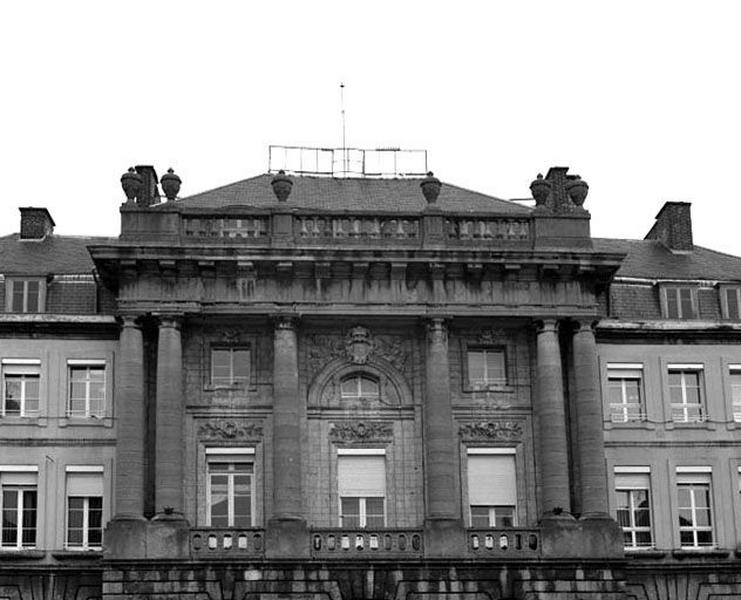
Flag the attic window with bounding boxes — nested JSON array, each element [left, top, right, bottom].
[[721, 286, 741, 320], [5, 278, 45, 314], [662, 286, 696, 319]]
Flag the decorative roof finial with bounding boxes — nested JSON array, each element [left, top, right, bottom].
[[160, 168, 182, 202], [420, 171, 442, 203], [120, 167, 143, 204], [271, 170, 293, 202]]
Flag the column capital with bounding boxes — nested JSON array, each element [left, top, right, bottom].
[[534, 318, 560, 334], [154, 313, 183, 330], [571, 318, 600, 334], [426, 317, 449, 345], [118, 314, 143, 330], [271, 313, 300, 331]]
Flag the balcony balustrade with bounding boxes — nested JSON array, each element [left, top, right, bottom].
[[310, 528, 423, 559], [190, 528, 265, 558], [446, 217, 531, 242], [295, 215, 419, 241], [466, 528, 540, 558]]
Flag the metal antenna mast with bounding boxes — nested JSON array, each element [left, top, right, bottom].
[[340, 82, 347, 175]]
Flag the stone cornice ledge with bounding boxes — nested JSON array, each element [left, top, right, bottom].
[[598, 319, 741, 332], [0, 314, 117, 324]]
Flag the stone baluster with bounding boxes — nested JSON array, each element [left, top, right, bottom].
[[572, 320, 609, 516], [534, 319, 571, 516]]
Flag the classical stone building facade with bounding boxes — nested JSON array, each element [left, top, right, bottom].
[[2, 160, 741, 599]]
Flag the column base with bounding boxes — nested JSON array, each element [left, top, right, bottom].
[[104, 514, 190, 560], [265, 518, 310, 559], [540, 512, 623, 559], [423, 518, 466, 557]]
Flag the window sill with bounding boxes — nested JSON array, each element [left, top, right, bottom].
[[0, 549, 45, 560], [666, 421, 715, 431], [625, 549, 666, 559], [51, 550, 103, 560], [463, 384, 515, 394], [673, 548, 729, 558], [604, 420, 655, 431], [59, 417, 113, 428], [0, 416, 47, 427]]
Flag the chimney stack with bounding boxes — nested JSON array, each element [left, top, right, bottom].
[[644, 202, 693, 252], [19, 207, 55, 240], [134, 165, 160, 206]]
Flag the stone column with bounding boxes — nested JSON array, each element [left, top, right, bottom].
[[266, 315, 308, 558], [113, 316, 146, 518], [154, 315, 185, 516], [534, 319, 571, 516], [572, 320, 609, 516], [423, 318, 464, 556]]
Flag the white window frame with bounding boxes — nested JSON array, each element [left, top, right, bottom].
[[65, 466, 103, 550], [676, 468, 714, 549], [1, 359, 41, 418], [663, 286, 696, 319], [5, 278, 45, 313], [606, 363, 645, 423], [614, 467, 653, 549], [210, 347, 250, 387], [205, 448, 255, 528], [466, 347, 507, 389], [466, 448, 517, 528], [339, 373, 380, 400], [67, 360, 106, 418], [667, 364, 705, 423], [337, 449, 387, 529], [0, 466, 38, 550], [729, 365, 741, 423]]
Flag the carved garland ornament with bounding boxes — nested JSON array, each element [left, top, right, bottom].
[[458, 421, 523, 442], [198, 420, 263, 440], [308, 326, 409, 374], [329, 421, 393, 443]]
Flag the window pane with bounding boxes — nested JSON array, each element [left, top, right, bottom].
[[666, 290, 679, 318], [4, 377, 21, 414], [696, 530, 713, 545], [494, 506, 515, 527], [340, 378, 358, 397], [470, 505, 491, 528], [340, 497, 360, 527], [680, 530, 694, 545], [365, 497, 384, 515], [468, 352, 486, 382], [679, 289, 694, 318], [635, 531, 652, 546], [359, 376, 379, 397], [233, 350, 250, 380], [727, 289, 741, 319], [12, 283, 25, 312]]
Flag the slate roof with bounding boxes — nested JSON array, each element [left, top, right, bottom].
[[168, 174, 532, 215], [593, 238, 741, 281], [0, 233, 113, 275]]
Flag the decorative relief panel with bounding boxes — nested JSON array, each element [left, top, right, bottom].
[[198, 420, 263, 440], [458, 421, 523, 442], [329, 421, 393, 443], [307, 326, 409, 375]]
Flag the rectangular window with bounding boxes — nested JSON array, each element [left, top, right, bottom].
[[467, 449, 517, 528], [67, 361, 106, 418], [467, 348, 506, 389], [677, 470, 713, 548], [0, 469, 38, 549], [723, 287, 741, 320], [730, 367, 741, 422], [207, 450, 254, 527], [6, 279, 43, 313], [338, 452, 386, 528], [607, 364, 644, 423], [211, 347, 250, 387], [615, 469, 652, 549], [664, 287, 696, 319], [668, 366, 705, 423], [2, 360, 40, 417], [66, 468, 103, 550]]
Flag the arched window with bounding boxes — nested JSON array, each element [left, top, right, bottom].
[[340, 373, 380, 400]]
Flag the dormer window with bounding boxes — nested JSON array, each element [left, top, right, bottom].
[[662, 286, 696, 319], [720, 286, 741, 320], [340, 374, 380, 400], [5, 278, 45, 313]]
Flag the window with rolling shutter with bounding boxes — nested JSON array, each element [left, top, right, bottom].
[[614, 469, 652, 549], [66, 468, 103, 550], [466, 450, 516, 527], [337, 452, 386, 528], [1, 467, 38, 549], [206, 449, 255, 527]]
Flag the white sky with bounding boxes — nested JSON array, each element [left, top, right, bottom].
[[1, 1, 740, 255]]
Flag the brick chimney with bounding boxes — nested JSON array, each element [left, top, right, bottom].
[[19, 207, 55, 240], [644, 201, 693, 252], [134, 165, 160, 206]]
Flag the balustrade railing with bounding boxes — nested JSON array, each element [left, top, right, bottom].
[[311, 529, 423, 558], [467, 528, 540, 557], [446, 218, 531, 241], [295, 216, 419, 240], [190, 528, 265, 557], [183, 217, 269, 238]]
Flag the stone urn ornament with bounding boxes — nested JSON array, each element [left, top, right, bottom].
[[530, 173, 551, 207], [566, 176, 589, 207], [271, 170, 293, 202], [420, 172, 442, 203], [120, 167, 143, 203], [161, 168, 182, 201]]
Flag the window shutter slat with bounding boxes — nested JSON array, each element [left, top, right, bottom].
[[67, 473, 103, 496], [467, 455, 516, 505], [338, 456, 386, 496]]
